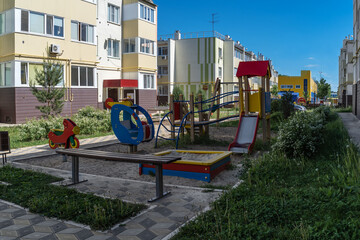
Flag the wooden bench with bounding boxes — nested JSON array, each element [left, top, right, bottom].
[[56, 149, 181, 202]]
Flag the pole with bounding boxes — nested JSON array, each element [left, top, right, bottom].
[[190, 94, 195, 143], [170, 94, 175, 139]]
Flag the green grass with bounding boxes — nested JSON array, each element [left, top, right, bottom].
[[0, 126, 114, 149], [0, 166, 146, 230], [332, 106, 352, 113], [173, 112, 360, 239]]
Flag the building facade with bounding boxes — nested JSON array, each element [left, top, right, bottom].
[[157, 30, 278, 105], [353, 0, 360, 117], [338, 36, 354, 107], [278, 70, 317, 103], [0, 0, 157, 123]]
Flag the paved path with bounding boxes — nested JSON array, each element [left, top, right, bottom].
[[338, 112, 360, 146], [0, 133, 227, 240]]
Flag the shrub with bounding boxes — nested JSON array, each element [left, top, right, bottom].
[[271, 99, 282, 113], [281, 91, 294, 119], [273, 111, 325, 158], [173, 85, 184, 101], [313, 105, 331, 122], [19, 106, 112, 141]]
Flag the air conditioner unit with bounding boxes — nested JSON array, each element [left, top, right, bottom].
[[50, 44, 61, 54], [161, 56, 167, 60]]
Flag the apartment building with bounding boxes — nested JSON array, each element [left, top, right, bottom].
[[278, 70, 318, 103], [0, 0, 97, 124], [353, 0, 360, 117], [157, 30, 278, 105], [338, 36, 354, 107], [0, 0, 157, 123]]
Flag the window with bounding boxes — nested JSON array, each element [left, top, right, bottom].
[[71, 66, 94, 86], [140, 4, 155, 23], [21, 63, 27, 84], [234, 67, 238, 76], [29, 12, 44, 34], [28, 63, 43, 85], [123, 38, 136, 53], [158, 47, 168, 56], [218, 67, 222, 77], [71, 21, 94, 43], [234, 49, 243, 59], [0, 63, 12, 87], [218, 48, 223, 59], [158, 66, 168, 75], [21, 10, 63, 37], [140, 38, 154, 55], [143, 74, 154, 89], [108, 4, 120, 24], [234, 85, 239, 96], [158, 85, 168, 96], [295, 85, 301, 89], [108, 39, 120, 57], [281, 85, 293, 89]]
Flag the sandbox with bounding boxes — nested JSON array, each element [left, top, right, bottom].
[[139, 150, 232, 182]]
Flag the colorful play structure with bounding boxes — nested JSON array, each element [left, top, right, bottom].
[[105, 97, 154, 152], [140, 150, 232, 182], [48, 119, 80, 149], [155, 78, 240, 149], [228, 61, 272, 153], [155, 61, 271, 154]]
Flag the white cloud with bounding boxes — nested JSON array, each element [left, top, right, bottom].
[[307, 57, 315, 60], [304, 64, 319, 68]]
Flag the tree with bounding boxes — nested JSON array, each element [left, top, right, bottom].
[[172, 85, 184, 101], [303, 91, 309, 105], [281, 91, 295, 119], [270, 85, 279, 98], [317, 77, 331, 100], [30, 58, 65, 117]]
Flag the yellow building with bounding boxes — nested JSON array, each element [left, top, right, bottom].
[[0, 0, 97, 123], [278, 70, 318, 103]]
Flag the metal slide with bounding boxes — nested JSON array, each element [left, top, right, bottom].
[[228, 114, 259, 154]]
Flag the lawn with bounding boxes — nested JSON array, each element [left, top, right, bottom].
[[0, 126, 114, 149], [173, 111, 360, 239], [0, 166, 145, 230]]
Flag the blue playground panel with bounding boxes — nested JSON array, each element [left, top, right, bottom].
[[265, 92, 271, 113], [111, 104, 154, 145]]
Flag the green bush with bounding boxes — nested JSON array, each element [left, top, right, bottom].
[[313, 105, 331, 122], [281, 91, 295, 119], [271, 99, 282, 113], [173, 85, 184, 101], [273, 111, 325, 158], [19, 106, 112, 141]]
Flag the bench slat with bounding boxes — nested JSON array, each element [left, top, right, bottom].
[[56, 149, 180, 164]]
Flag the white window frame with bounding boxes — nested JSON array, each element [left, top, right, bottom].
[[158, 66, 168, 75], [71, 66, 95, 87], [158, 84, 168, 96], [143, 74, 155, 89], [0, 62, 13, 87], [139, 3, 155, 23], [234, 67, 238, 76], [140, 38, 155, 55], [123, 38, 136, 53], [218, 67, 222, 78], [108, 39, 120, 58], [218, 48, 223, 59], [21, 61, 64, 87], [20, 10, 64, 38], [71, 20, 95, 44], [108, 4, 120, 24]]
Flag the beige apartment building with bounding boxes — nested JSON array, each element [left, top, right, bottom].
[[0, 0, 157, 123]]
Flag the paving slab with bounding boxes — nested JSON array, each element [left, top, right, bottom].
[[0, 132, 226, 239], [339, 113, 360, 146]]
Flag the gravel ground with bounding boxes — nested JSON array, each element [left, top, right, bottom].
[[18, 126, 253, 188]]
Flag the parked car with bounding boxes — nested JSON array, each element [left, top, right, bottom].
[[294, 104, 306, 111]]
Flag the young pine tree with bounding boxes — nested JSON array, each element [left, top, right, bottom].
[[30, 58, 65, 117]]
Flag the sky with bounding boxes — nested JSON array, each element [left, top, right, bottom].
[[156, 0, 353, 91]]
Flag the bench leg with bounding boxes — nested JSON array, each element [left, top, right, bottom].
[[63, 155, 87, 186], [72, 156, 79, 184], [148, 164, 170, 202]]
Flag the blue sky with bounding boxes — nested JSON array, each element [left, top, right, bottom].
[[156, 0, 353, 91]]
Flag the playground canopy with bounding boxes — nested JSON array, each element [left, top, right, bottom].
[[236, 60, 271, 78]]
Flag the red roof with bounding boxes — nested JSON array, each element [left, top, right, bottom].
[[236, 61, 271, 78], [103, 79, 138, 88]]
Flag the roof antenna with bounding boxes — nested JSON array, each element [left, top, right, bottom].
[[210, 13, 219, 37]]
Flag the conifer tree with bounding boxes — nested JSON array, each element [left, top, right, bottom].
[[30, 58, 65, 117]]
